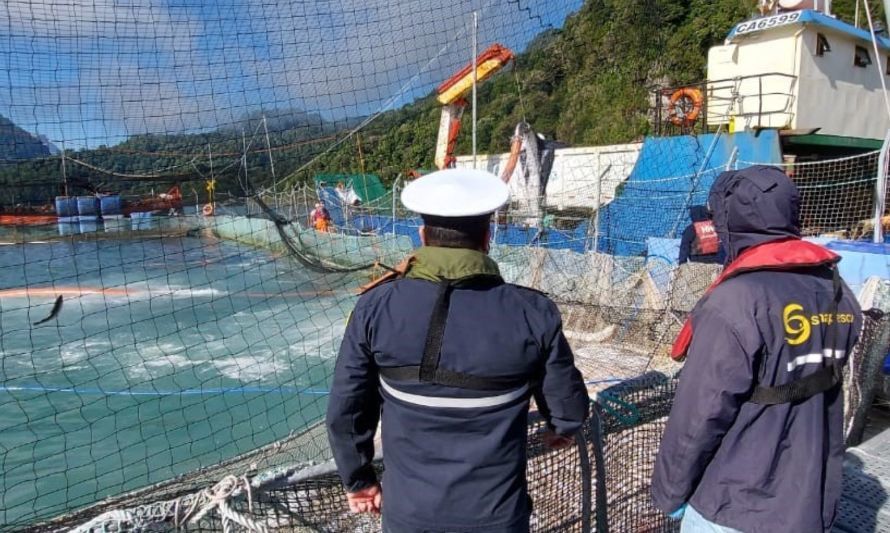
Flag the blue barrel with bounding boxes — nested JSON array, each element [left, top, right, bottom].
[[131, 211, 156, 230], [55, 196, 77, 218], [103, 217, 125, 233], [79, 219, 99, 234], [76, 196, 100, 219], [100, 195, 122, 216], [57, 216, 78, 224], [58, 221, 78, 236]]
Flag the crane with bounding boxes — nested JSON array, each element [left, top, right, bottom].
[[433, 44, 514, 170]]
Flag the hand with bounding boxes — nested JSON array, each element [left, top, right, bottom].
[[669, 504, 687, 520], [346, 484, 382, 514], [543, 430, 573, 450]]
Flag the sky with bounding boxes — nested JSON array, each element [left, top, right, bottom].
[[0, 0, 583, 149]]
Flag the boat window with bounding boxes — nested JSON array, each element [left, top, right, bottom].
[[854, 46, 872, 68], [816, 33, 830, 56], [886, 56, 890, 76]]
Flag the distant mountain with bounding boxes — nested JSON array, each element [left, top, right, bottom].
[[232, 108, 336, 137], [37, 135, 60, 156], [0, 115, 51, 161]]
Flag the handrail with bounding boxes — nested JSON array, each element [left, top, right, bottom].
[[652, 72, 798, 136]]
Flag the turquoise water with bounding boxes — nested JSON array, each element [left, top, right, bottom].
[[0, 231, 356, 526]]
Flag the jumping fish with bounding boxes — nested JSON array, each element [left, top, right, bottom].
[[32, 295, 63, 326]]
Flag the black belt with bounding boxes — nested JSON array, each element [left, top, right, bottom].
[[380, 275, 530, 393], [750, 267, 844, 405]]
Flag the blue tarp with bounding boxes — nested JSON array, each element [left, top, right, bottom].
[[824, 240, 890, 294], [597, 131, 783, 256], [317, 187, 347, 227], [647, 236, 890, 295], [327, 132, 782, 256]]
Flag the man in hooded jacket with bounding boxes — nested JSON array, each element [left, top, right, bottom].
[[678, 205, 725, 264], [651, 166, 862, 532]]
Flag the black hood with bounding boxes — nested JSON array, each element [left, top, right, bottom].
[[707, 165, 800, 262], [688, 205, 710, 222]]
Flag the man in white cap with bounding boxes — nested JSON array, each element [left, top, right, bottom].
[[326, 168, 589, 533]]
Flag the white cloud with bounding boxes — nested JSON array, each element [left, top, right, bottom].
[[1, 0, 582, 144]]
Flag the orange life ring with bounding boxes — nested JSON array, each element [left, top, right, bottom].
[[202, 203, 214, 216], [668, 87, 704, 127]]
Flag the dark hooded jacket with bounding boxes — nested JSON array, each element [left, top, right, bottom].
[[678, 205, 725, 264], [652, 166, 862, 532]]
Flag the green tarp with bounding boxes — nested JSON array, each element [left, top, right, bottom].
[[314, 174, 388, 203]]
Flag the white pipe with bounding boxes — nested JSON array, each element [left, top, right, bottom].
[[392, 179, 398, 239], [874, 129, 890, 243]]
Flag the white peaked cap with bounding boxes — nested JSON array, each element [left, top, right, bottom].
[[400, 168, 509, 217]]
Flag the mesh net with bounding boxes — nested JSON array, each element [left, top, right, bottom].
[[1, 0, 890, 531], [738, 151, 884, 239]]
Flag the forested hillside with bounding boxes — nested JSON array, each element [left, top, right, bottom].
[[0, 0, 878, 202], [304, 0, 877, 185]]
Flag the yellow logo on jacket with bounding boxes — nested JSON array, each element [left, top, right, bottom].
[[783, 303, 811, 346], [783, 303, 855, 346]]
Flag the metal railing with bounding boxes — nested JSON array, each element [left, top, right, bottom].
[[652, 72, 797, 136]]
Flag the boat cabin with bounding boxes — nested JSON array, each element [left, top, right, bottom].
[[707, 4, 890, 145]]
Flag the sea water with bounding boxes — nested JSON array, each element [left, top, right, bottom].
[[0, 233, 356, 526]]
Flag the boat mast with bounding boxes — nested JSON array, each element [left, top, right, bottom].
[[208, 143, 215, 209], [60, 141, 68, 197], [242, 128, 249, 194], [472, 10, 478, 169], [262, 114, 277, 201]]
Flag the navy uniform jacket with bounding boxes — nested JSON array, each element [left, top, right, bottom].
[[652, 166, 863, 532], [326, 246, 589, 533]]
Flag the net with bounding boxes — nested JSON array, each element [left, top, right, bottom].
[[738, 151, 884, 239], [1, 0, 890, 531], [0, 1, 592, 528]]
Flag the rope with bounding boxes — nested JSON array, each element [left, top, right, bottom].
[[65, 155, 202, 181], [251, 194, 378, 273], [68, 469, 304, 533]]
